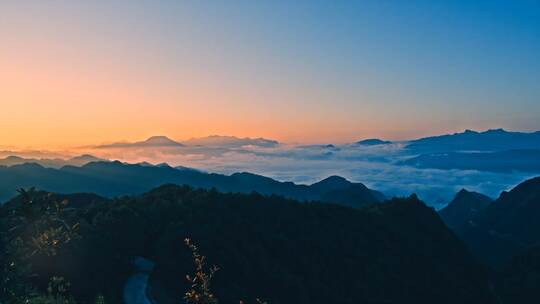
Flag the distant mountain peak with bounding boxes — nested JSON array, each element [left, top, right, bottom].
[[97, 136, 183, 148], [145, 135, 171, 141], [142, 136, 182, 146], [485, 128, 506, 133], [407, 128, 540, 152], [356, 138, 392, 146]]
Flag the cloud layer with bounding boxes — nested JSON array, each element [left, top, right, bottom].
[[70, 140, 536, 209]]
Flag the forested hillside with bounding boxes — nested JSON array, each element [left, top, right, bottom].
[[1, 186, 495, 304]]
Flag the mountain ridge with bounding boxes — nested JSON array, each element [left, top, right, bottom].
[[406, 129, 540, 153], [0, 161, 383, 208], [355, 138, 392, 146]]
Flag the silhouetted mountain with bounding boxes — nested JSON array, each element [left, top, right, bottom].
[[0, 161, 383, 208], [400, 149, 540, 173], [355, 138, 392, 146], [181, 135, 278, 147], [457, 176, 540, 267], [406, 129, 540, 153], [97, 136, 184, 148], [310, 176, 384, 207], [0, 154, 106, 169], [310, 175, 351, 191], [439, 189, 493, 228], [0, 187, 497, 304]]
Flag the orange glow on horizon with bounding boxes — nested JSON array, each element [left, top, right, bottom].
[[0, 51, 413, 149], [2, 2, 536, 150], [0, 49, 510, 150]]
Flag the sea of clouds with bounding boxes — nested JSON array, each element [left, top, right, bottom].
[[74, 140, 535, 209]]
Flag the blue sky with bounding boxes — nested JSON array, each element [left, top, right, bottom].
[[1, 0, 539, 146]]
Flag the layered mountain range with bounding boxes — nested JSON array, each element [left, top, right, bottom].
[[400, 129, 540, 173], [0, 161, 383, 208], [405, 128, 540, 152]]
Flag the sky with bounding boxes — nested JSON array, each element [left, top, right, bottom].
[[1, 0, 539, 148]]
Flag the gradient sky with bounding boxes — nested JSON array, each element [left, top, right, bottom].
[[1, 0, 539, 148]]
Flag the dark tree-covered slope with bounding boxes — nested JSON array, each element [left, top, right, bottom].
[[458, 176, 540, 267], [1, 186, 496, 304]]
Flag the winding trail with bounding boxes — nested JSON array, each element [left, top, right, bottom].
[[123, 257, 155, 304]]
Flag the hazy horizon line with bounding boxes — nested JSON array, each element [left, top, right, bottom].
[[2, 126, 540, 151]]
